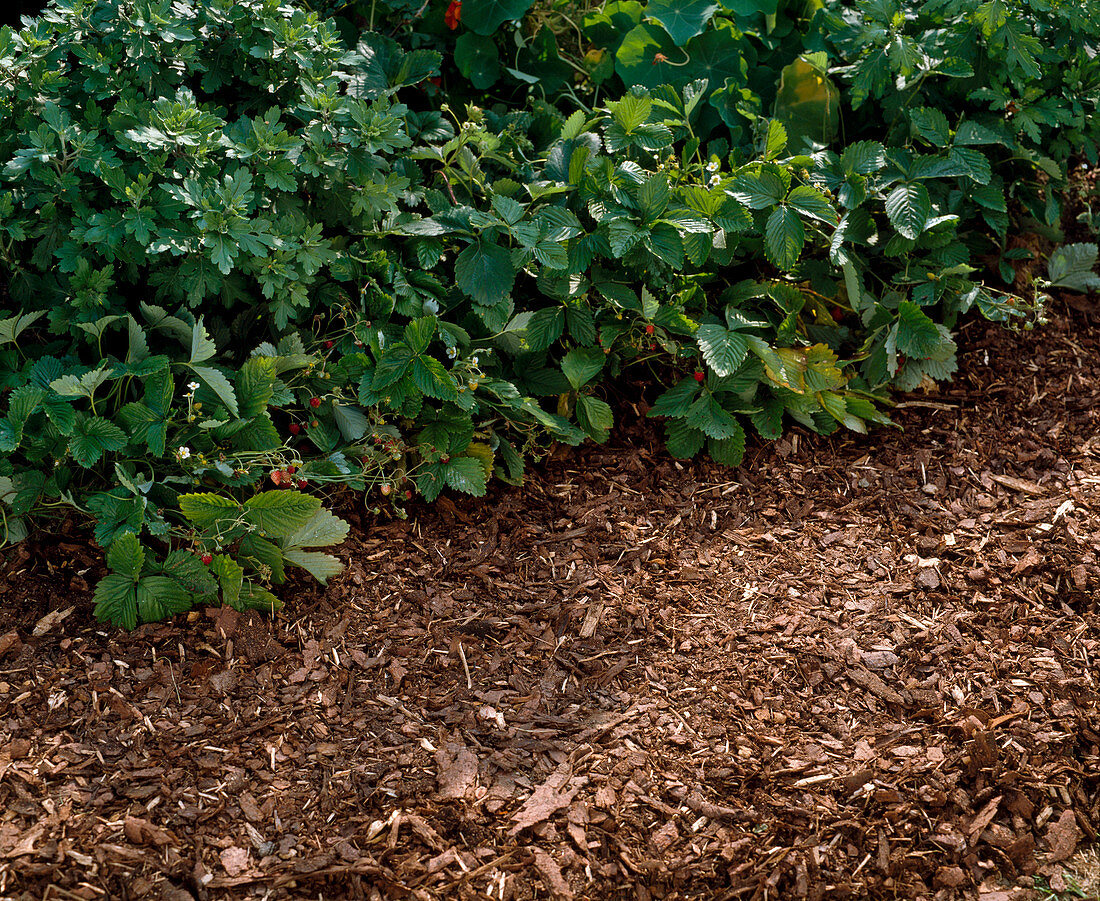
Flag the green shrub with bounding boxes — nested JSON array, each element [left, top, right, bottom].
[[0, 0, 1081, 628]]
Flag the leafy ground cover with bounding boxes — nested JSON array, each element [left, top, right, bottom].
[[1, 291, 1099, 899], [4, 0, 1098, 624]]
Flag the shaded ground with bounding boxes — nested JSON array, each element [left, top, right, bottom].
[[2, 301, 1100, 901]]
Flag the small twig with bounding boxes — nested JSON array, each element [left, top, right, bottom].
[[457, 642, 473, 689]]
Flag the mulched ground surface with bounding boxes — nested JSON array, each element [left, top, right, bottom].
[[2, 299, 1100, 901]]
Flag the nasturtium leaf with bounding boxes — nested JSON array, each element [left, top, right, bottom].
[[615, 23, 682, 90], [773, 56, 839, 149], [454, 33, 501, 89], [463, 0, 535, 35], [646, 0, 718, 46]]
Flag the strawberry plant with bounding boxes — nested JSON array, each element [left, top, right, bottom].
[[0, 0, 1093, 629]]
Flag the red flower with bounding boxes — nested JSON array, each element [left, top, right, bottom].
[[445, 0, 461, 30]]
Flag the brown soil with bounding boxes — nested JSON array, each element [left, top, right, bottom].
[[2, 302, 1100, 901]]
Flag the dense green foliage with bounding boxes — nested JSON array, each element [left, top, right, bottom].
[[0, 0, 1095, 627]]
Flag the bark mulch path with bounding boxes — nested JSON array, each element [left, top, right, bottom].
[[2, 304, 1100, 901]]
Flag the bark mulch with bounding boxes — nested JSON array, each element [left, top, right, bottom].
[[2, 303, 1100, 901]]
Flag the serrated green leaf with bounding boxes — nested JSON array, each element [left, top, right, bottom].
[[884, 183, 931, 240], [893, 301, 942, 359], [696, 324, 748, 377], [282, 507, 350, 550], [561, 347, 605, 390], [576, 393, 613, 442], [648, 378, 702, 418], [243, 491, 322, 538], [235, 357, 276, 419], [444, 456, 488, 497], [787, 186, 836, 223], [455, 240, 515, 307], [411, 355, 459, 401], [190, 317, 217, 364], [188, 365, 239, 418], [728, 170, 786, 209], [137, 576, 192, 622], [708, 426, 746, 466], [685, 394, 742, 439], [665, 420, 706, 458], [404, 316, 437, 354], [841, 141, 886, 174], [70, 415, 128, 467], [211, 554, 244, 607], [178, 493, 241, 528], [764, 206, 805, 270], [107, 532, 144, 580], [93, 573, 138, 630], [281, 548, 344, 585], [238, 533, 287, 584]]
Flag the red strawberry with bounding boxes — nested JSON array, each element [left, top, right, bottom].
[[380, 483, 393, 496], [645, 324, 654, 335], [324, 340, 334, 349], [288, 422, 300, 435], [286, 465, 296, 475], [309, 397, 322, 408], [297, 478, 308, 489], [310, 420, 319, 429], [270, 470, 283, 485], [694, 371, 705, 382], [405, 489, 413, 500], [201, 554, 213, 565]]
